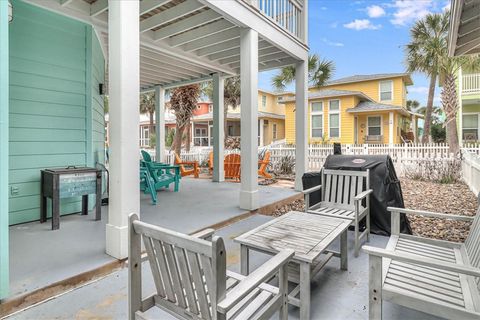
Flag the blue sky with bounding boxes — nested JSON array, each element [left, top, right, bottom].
[[258, 0, 450, 107]]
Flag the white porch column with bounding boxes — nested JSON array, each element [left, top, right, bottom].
[[155, 86, 165, 162], [212, 73, 225, 182], [459, 67, 463, 147], [239, 28, 259, 210], [389, 112, 394, 145], [107, 0, 140, 259], [259, 119, 264, 146], [295, 60, 308, 191]]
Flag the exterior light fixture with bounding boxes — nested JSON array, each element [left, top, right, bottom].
[[8, 1, 13, 23]]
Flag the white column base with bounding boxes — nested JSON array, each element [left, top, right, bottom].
[[106, 223, 128, 259], [239, 190, 259, 210]]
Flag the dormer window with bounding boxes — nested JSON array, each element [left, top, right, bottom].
[[379, 80, 393, 101]]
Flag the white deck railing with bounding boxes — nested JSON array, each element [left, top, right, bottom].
[[245, 0, 304, 39], [462, 150, 480, 195], [462, 73, 480, 94]]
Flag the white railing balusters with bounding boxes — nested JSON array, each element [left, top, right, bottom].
[[462, 73, 480, 94]]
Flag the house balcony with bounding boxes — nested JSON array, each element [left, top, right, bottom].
[[462, 73, 480, 96]]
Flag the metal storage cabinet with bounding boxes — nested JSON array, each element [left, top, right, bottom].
[[40, 167, 102, 230]]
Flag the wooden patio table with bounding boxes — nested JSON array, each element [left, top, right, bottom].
[[234, 211, 351, 320]]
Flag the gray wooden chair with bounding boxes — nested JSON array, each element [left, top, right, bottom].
[[303, 169, 372, 257], [128, 213, 294, 320], [363, 206, 480, 319]]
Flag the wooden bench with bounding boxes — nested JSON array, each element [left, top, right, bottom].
[[363, 206, 480, 319], [128, 213, 294, 320], [303, 169, 372, 257]]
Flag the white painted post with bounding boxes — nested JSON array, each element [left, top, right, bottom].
[[389, 112, 394, 145], [155, 86, 165, 163], [295, 59, 308, 191], [259, 119, 264, 146], [212, 73, 225, 182], [106, 0, 140, 259], [239, 28, 259, 210], [459, 67, 463, 147]]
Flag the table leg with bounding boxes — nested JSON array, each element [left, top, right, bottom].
[[340, 230, 348, 270], [299, 261, 310, 320], [52, 192, 60, 230], [240, 245, 249, 276], [81, 195, 88, 215], [40, 196, 47, 223]]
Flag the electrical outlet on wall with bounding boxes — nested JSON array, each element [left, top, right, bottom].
[[10, 186, 19, 196]]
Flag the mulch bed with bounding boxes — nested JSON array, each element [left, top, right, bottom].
[[401, 179, 477, 242], [269, 179, 477, 242]]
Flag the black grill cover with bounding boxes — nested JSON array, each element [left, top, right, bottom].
[[323, 154, 412, 235], [303, 155, 412, 235]]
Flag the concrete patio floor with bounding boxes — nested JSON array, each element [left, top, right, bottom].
[[9, 214, 442, 320], [8, 178, 298, 299]]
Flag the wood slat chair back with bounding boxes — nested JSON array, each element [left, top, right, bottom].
[[224, 154, 241, 181], [321, 169, 370, 211], [465, 206, 480, 288], [130, 214, 226, 320]]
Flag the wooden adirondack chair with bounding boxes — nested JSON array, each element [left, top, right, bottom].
[[258, 151, 272, 179], [141, 150, 167, 166], [140, 167, 157, 204], [142, 160, 180, 192], [129, 213, 294, 320], [224, 153, 241, 181], [174, 153, 200, 178], [303, 169, 372, 257], [363, 206, 480, 319], [208, 151, 214, 175]]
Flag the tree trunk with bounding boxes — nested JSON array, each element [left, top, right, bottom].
[[174, 124, 184, 156], [149, 111, 155, 134], [441, 73, 460, 155], [224, 104, 229, 145], [422, 74, 437, 144], [186, 121, 191, 152]]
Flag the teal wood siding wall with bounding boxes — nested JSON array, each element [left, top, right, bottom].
[[0, 0, 10, 300], [8, 1, 104, 225]]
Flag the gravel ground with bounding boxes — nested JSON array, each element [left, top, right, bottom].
[[270, 178, 478, 242]]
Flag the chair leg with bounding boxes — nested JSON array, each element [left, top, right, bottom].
[[354, 219, 359, 258], [366, 209, 371, 242], [369, 255, 383, 319]]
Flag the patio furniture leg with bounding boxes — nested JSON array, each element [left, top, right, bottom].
[[279, 263, 289, 320], [366, 207, 371, 242], [52, 191, 60, 230], [240, 244, 249, 275], [82, 195, 88, 215], [299, 261, 310, 320], [95, 172, 102, 220], [340, 230, 348, 270], [369, 255, 382, 320], [354, 217, 359, 257]]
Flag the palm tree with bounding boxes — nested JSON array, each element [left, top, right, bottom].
[[405, 12, 449, 143], [139, 92, 156, 139], [170, 84, 200, 155], [439, 54, 480, 153], [202, 76, 241, 142], [406, 99, 420, 112], [271, 53, 335, 90]]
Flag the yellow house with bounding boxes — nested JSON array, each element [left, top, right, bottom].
[[283, 73, 423, 144]]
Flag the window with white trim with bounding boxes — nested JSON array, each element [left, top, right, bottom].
[[139, 126, 150, 147], [463, 114, 479, 140], [379, 80, 393, 101], [310, 102, 323, 138], [261, 95, 267, 109], [329, 100, 340, 138], [273, 123, 278, 140], [367, 116, 382, 136], [277, 96, 283, 102]]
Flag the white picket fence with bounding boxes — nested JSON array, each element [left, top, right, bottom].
[[144, 143, 480, 176], [462, 150, 480, 196]]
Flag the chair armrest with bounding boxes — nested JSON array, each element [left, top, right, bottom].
[[363, 245, 480, 277], [178, 160, 198, 166], [354, 189, 373, 201], [303, 185, 322, 195], [387, 207, 474, 222], [217, 249, 294, 314], [190, 228, 215, 240]]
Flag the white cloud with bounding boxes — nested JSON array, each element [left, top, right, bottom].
[[367, 5, 386, 18], [330, 22, 339, 28], [409, 86, 429, 94], [344, 19, 381, 30], [321, 38, 344, 47], [390, 0, 433, 26]]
